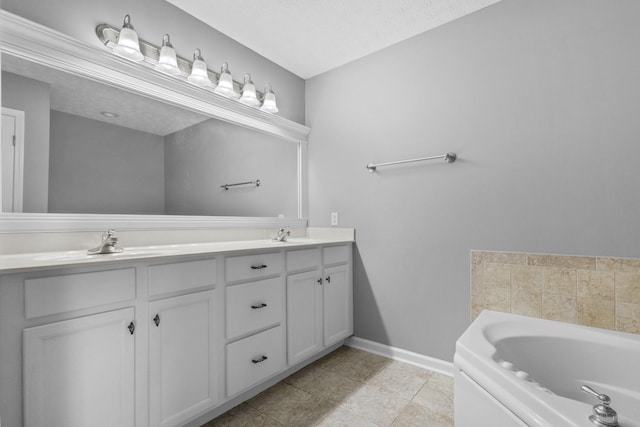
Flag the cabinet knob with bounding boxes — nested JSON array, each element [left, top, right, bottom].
[[317, 278, 323, 285], [326, 276, 331, 284], [251, 355, 268, 364], [251, 303, 268, 309], [251, 264, 267, 270], [153, 314, 160, 327], [127, 321, 135, 335]]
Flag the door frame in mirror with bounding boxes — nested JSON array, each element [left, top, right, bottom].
[[0, 11, 309, 233]]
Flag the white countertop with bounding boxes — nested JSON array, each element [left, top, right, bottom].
[[0, 236, 353, 274]]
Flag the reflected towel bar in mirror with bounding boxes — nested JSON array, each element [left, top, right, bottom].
[[366, 152, 456, 173], [221, 180, 261, 190]]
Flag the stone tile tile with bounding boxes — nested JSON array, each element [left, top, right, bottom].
[[328, 348, 391, 383], [471, 294, 484, 320], [511, 265, 543, 318], [251, 384, 335, 426], [367, 361, 433, 400], [313, 346, 352, 371], [339, 384, 410, 426], [479, 252, 527, 265], [205, 403, 282, 427], [616, 302, 640, 334], [543, 268, 577, 297], [471, 253, 484, 297], [576, 270, 615, 329], [411, 373, 454, 420], [484, 263, 511, 290], [246, 383, 303, 414], [316, 407, 381, 427], [528, 254, 595, 270], [542, 293, 576, 323], [295, 370, 361, 405], [284, 362, 327, 390], [482, 286, 510, 313], [391, 402, 454, 427], [597, 257, 640, 273], [615, 273, 640, 305]]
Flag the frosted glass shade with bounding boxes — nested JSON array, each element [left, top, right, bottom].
[[154, 35, 180, 76], [213, 63, 240, 98], [112, 15, 144, 62], [260, 84, 279, 113], [187, 49, 212, 87], [239, 74, 260, 106]]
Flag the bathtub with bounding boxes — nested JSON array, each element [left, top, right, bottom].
[[454, 310, 640, 427]]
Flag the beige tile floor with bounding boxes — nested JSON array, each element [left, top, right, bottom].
[[204, 346, 454, 427]]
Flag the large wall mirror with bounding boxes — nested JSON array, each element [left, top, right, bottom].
[[0, 11, 309, 231]]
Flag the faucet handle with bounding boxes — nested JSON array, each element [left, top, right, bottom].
[[581, 385, 619, 427]]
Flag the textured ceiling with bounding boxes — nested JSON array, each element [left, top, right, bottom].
[[167, 0, 503, 79], [2, 54, 209, 136]]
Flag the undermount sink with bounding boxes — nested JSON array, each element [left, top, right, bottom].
[[34, 248, 179, 262]]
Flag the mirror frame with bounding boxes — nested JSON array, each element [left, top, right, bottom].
[[0, 11, 310, 233]]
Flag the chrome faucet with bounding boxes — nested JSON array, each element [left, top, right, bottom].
[[581, 385, 620, 427], [273, 227, 290, 242], [88, 229, 124, 254]]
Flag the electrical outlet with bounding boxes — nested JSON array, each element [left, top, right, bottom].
[[331, 212, 338, 226]]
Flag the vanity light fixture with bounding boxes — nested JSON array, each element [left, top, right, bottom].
[[112, 15, 144, 62], [154, 34, 181, 76], [260, 83, 279, 113], [187, 48, 212, 87], [239, 73, 260, 106], [97, 19, 280, 113], [213, 62, 240, 98]]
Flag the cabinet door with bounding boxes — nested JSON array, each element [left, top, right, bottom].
[[149, 290, 218, 427], [286, 270, 322, 365], [323, 264, 353, 346], [23, 308, 135, 427]]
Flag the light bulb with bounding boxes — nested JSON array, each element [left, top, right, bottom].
[[154, 34, 180, 76], [187, 49, 212, 87], [260, 83, 279, 113], [112, 15, 144, 62], [239, 73, 260, 106]]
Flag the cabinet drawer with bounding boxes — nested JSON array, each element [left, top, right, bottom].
[[226, 277, 283, 340], [323, 245, 349, 265], [286, 248, 320, 273], [226, 325, 284, 397], [225, 252, 282, 283], [25, 268, 136, 319], [148, 258, 216, 297]]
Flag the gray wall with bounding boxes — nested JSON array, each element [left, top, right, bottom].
[[0, 0, 305, 124], [49, 110, 165, 214], [165, 118, 298, 217], [306, 0, 640, 361], [1, 72, 50, 212]]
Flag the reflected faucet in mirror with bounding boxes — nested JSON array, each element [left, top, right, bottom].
[[273, 227, 290, 242], [88, 229, 124, 254]]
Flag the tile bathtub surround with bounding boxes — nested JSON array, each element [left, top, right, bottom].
[[204, 346, 454, 426], [471, 251, 640, 334]]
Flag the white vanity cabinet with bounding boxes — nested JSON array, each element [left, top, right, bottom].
[[147, 259, 218, 427], [224, 252, 286, 397], [23, 307, 136, 427], [19, 268, 138, 427], [286, 244, 353, 365]]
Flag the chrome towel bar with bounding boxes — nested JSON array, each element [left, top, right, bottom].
[[221, 179, 261, 190], [366, 152, 456, 173]]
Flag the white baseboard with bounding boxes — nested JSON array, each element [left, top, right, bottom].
[[344, 336, 454, 377]]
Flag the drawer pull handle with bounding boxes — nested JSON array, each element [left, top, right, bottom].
[[317, 278, 323, 285], [252, 355, 268, 364], [127, 321, 135, 335], [153, 314, 160, 327], [326, 276, 331, 284], [251, 303, 268, 309], [251, 264, 267, 270]]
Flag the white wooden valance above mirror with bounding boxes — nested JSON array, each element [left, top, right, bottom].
[[0, 11, 310, 233]]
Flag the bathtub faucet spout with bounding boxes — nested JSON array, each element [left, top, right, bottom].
[[581, 385, 619, 427]]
